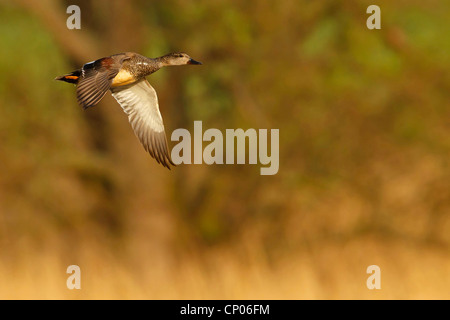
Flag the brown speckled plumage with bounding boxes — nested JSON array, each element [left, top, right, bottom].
[[55, 52, 202, 169]]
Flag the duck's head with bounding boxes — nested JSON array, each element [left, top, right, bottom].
[[159, 52, 202, 66]]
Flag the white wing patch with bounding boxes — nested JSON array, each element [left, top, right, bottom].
[[111, 79, 174, 168]]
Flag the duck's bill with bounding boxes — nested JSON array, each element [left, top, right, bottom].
[[188, 58, 202, 65]]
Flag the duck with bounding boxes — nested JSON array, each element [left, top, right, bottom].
[[56, 52, 202, 169]]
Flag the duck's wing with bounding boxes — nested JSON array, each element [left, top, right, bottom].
[[111, 79, 175, 169], [77, 54, 130, 109]]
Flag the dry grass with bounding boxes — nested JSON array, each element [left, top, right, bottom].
[[1, 235, 448, 300]]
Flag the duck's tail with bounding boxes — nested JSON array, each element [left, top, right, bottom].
[[55, 70, 81, 84]]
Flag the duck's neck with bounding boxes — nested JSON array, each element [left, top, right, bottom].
[[153, 54, 179, 68], [154, 55, 171, 67], [132, 55, 163, 77]]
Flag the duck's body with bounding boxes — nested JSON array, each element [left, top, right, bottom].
[[56, 52, 202, 169], [109, 52, 164, 87]]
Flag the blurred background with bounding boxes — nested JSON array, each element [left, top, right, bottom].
[[0, 0, 449, 299]]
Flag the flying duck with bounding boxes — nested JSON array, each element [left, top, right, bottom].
[[56, 52, 202, 169]]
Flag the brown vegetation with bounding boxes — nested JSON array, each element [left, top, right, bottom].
[[0, 0, 448, 299]]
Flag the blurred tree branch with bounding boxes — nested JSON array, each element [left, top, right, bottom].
[[16, 0, 101, 64]]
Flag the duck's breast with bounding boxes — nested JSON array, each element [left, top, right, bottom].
[[111, 68, 136, 87]]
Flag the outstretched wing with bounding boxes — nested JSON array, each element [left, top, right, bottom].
[[76, 56, 128, 109], [111, 79, 175, 169]]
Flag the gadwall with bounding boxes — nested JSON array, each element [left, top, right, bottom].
[[56, 52, 202, 169]]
